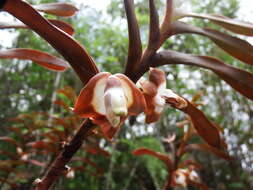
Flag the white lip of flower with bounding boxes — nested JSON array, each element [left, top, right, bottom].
[[189, 170, 200, 182], [136, 77, 146, 89], [66, 170, 75, 179], [16, 147, 23, 154], [21, 154, 28, 161], [153, 81, 166, 113], [104, 87, 128, 127], [160, 89, 188, 109], [174, 169, 187, 186]]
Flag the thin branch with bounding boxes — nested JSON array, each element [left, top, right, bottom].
[[122, 162, 138, 190], [34, 119, 95, 190], [123, 0, 142, 77], [105, 135, 119, 190], [3, 0, 99, 84]]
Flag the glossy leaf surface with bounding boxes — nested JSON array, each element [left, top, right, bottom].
[[185, 143, 232, 161], [33, 2, 78, 17], [133, 147, 172, 170], [169, 22, 253, 66], [0, 48, 68, 71], [154, 50, 253, 101], [0, 19, 74, 35], [4, 0, 99, 84], [184, 13, 253, 36]]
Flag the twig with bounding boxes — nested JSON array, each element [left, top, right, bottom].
[[122, 161, 138, 190], [105, 134, 119, 190], [34, 119, 95, 190]]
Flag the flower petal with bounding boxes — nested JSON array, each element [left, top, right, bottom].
[[74, 72, 111, 118], [114, 73, 146, 115], [148, 67, 166, 87], [104, 75, 128, 127], [162, 89, 188, 109]]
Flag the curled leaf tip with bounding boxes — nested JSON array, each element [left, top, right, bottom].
[[162, 89, 188, 109]]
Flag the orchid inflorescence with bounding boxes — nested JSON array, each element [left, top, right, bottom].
[[0, 0, 252, 189]]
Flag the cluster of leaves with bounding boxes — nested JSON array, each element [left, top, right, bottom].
[[0, 86, 109, 189], [133, 92, 231, 190]]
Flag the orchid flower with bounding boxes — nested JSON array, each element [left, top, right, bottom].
[[74, 72, 146, 140], [172, 168, 201, 187], [172, 168, 188, 187], [137, 68, 187, 123]]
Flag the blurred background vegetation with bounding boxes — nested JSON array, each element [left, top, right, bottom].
[[0, 0, 252, 189]]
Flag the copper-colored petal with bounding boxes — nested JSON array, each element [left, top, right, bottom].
[[91, 114, 126, 140], [74, 72, 111, 118], [149, 67, 166, 87], [114, 73, 146, 115], [145, 111, 161, 124], [139, 80, 158, 96]]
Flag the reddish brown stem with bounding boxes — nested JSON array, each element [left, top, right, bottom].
[[163, 170, 173, 190], [34, 119, 95, 190]]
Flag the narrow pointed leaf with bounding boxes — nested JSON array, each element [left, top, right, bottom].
[[54, 100, 70, 111], [133, 147, 172, 170], [185, 143, 232, 161], [178, 101, 221, 148], [26, 159, 46, 167], [170, 22, 253, 66], [57, 86, 77, 102], [160, 0, 173, 35], [33, 3, 78, 17], [0, 137, 19, 147], [48, 19, 74, 35], [0, 178, 17, 189], [4, 0, 99, 84], [0, 19, 75, 35], [147, 0, 160, 49], [154, 50, 253, 101], [184, 13, 253, 36], [0, 48, 68, 71], [124, 0, 142, 76], [188, 181, 210, 190]]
